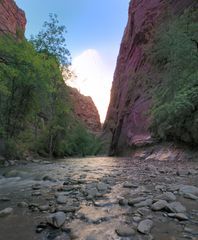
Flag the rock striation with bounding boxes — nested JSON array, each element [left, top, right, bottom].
[[0, 0, 26, 36], [103, 0, 197, 155], [68, 87, 101, 133]]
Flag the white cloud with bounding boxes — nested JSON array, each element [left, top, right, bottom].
[[67, 49, 113, 123]]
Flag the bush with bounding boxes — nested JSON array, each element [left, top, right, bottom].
[[149, 8, 198, 144]]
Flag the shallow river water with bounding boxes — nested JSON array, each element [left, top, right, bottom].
[[0, 156, 197, 240]]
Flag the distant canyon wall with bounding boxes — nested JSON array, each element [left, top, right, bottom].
[[68, 87, 101, 133], [0, 0, 26, 36], [103, 0, 196, 155]]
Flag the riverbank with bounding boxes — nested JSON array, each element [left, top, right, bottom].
[[0, 146, 198, 239]]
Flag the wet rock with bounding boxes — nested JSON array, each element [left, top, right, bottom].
[[32, 183, 41, 190], [128, 197, 146, 206], [137, 207, 151, 216], [39, 205, 49, 211], [3, 170, 28, 178], [168, 213, 188, 221], [56, 205, 80, 213], [179, 185, 198, 196], [123, 182, 138, 188], [17, 202, 28, 208], [151, 200, 168, 211], [96, 182, 108, 192], [155, 192, 176, 202], [0, 207, 13, 217], [166, 202, 186, 213], [32, 191, 41, 196], [134, 198, 153, 208], [46, 212, 66, 228], [183, 193, 198, 200], [0, 197, 11, 202], [138, 219, 153, 234], [133, 216, 142, 222], [119, 198, 128, 206], [116, 225, 135, 236], [57, 195, 67, 204], [43, 175, 56, 182]]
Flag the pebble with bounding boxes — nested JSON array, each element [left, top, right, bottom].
[[155, 192, 176, 202], [116, 225, 135, 236], [138, 219, 153, 234], [128, 197, 146, 206], [151, 200, 168, 211], [166, 202, 186, 213], [17, 202, 28, 208], [56, 195, 67, 204], [134, 198, 153, 208], [168, 213, 188, 221], [46, 212, 66, 228], [0, 207, 13, 217]]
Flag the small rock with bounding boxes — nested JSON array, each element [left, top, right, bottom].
[[17, 202, 28, 208], [96, 183, 108, 192], [56, 195, 67, 204], [128, 197, 146, 206], [168, 213, 188, 221], [116, 225, 135, 236], [123, 182, 138, 188], [0, 197, 11, 202], [134, 199, 153, 208], [155, 192, 176, 202], [166, 202, 186, 213], [32, 191, 41, 196], [183, 193, 198, 200], [179, 185, 198, 196], [151, 200, 168, 211], [39, 205, 49, 211], [118, 199, 128, 206], [46, 212, 66, 228], [138, 219, 153, 234], [32, 184, 41, 190], [0, 207, 13, 217]]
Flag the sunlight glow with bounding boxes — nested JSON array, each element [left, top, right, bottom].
[[67, 49, 113, 123]]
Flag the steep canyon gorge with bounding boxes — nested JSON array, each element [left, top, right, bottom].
[[103, 0, 197, 155]]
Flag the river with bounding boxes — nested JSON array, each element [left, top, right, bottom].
[[0, 156, 197, 240]]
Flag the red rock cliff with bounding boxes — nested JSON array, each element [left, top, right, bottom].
[[103, 0, 196, 155], [68, 87, 101, 133], [0, 0, 26, 36]]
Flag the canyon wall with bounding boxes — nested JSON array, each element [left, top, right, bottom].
[[69, 87, 101, 133], [103, 0, 196, 155], [0, 0, 26, 36]]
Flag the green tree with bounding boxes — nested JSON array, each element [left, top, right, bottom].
[[150, 8, 198, 144]]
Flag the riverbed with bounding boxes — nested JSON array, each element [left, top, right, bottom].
[[0, 154, 198, 240]]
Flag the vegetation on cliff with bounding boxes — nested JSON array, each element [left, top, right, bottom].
[[0, 14, 101, 159], [150, 9, 198, 144]]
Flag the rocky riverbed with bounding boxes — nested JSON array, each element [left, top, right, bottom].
[[0, 149, 198, 240]]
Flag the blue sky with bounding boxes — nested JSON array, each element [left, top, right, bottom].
[[15, 0, 130, 122]]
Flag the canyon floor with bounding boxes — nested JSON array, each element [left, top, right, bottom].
[[0, 146, 198, 240]]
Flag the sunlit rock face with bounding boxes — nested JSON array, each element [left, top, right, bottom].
[[0, 0, 26, 36], [103, 0, 196, 155], [69, 87, 101, 133]]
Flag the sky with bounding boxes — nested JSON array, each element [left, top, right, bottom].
[[15, 0, 130, 122]]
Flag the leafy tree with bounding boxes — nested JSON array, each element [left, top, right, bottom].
[[150, 8, 198, 144], [30, 13, 71, 67]]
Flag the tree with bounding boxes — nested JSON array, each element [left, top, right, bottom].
[[150, 8, 198, 144], [30, 13, 71, 68]]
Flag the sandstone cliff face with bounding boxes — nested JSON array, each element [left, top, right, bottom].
[[0, 0, 26, 36], [68, 87, 101, 133], [104, 0, 196, 155]]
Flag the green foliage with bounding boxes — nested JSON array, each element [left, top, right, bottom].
[[30, 13, 71, 67], [0, 15, 101, 159], [150, 9, 198, 144]]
